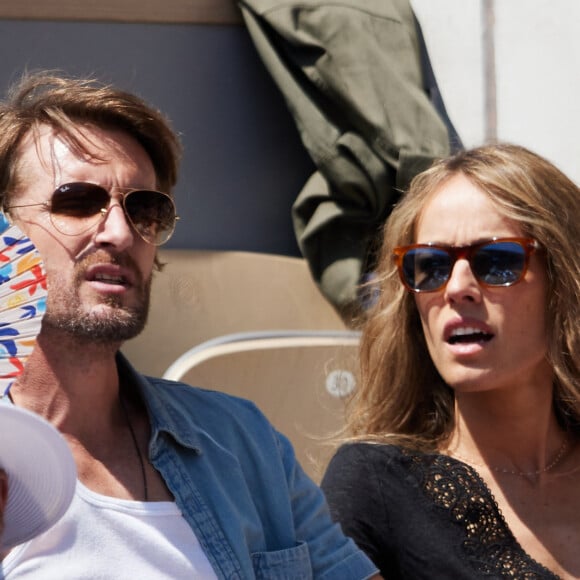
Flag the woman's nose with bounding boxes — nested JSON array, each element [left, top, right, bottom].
[[443, 259, 482, 302]]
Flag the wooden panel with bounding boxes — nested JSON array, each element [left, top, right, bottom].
[[0, 0, 242, 25], [122, 250, 347, 378]]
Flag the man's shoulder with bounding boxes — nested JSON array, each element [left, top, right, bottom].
[[142, 375, 278, 437], [147, 374, 264, 411]]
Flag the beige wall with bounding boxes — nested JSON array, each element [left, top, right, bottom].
[[412, 0, 579, 183]]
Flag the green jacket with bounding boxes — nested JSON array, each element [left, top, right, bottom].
[[238, 0, 459, 322]]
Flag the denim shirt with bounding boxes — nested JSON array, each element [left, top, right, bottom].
[[119, 355, 378, 580]]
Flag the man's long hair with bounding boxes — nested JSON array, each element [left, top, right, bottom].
[[0, 71, 182, 207]]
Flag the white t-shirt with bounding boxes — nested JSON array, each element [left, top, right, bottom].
[[2, 481, 218, 579]]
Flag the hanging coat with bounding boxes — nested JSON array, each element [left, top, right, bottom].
[[238, 0, 462, 322]]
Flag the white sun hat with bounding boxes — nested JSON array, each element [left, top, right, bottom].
[[0, 403, 76, 549]]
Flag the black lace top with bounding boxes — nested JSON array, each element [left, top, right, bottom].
[[321, 443, 560, 579]]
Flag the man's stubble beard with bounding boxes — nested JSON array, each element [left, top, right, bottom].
[[43, 264, 153, 344]]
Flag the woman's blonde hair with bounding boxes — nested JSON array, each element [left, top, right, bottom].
[[345, 143, 580, 450]]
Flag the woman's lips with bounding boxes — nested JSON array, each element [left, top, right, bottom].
[[447, 326, 493, 345]]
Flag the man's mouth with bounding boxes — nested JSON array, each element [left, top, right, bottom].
[[91, 272, 128, 286], [447, 327, 493, 345]]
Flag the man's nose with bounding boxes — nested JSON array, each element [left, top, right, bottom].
[[93, 202, 134, 249]]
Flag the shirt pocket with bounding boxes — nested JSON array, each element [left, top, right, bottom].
[[251, 541, 313, 579]]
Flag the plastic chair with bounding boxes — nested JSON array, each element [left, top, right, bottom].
[[162, 330, 360, 482]]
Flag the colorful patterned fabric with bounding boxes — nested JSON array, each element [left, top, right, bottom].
[[0, 213, 47, 393]]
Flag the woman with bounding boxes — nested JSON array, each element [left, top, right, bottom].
[[321, 143, 580, 579]]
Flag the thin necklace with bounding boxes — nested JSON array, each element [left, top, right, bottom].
[[449, 437, 569, 477], [119, 392, 149, 501]]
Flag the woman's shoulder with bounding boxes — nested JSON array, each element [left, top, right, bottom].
[[321, 443, 441, 533], [330, 441, 417, 467], [323, 442, 416, 489], [324, 441, 467, 488]]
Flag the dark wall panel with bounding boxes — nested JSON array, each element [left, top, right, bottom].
[[0, 20, 314, 255]]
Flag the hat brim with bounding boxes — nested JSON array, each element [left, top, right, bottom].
[[0, 404, 76, 548]]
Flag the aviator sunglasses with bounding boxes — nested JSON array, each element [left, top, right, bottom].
[[4, 182, 178, 246], [393, 237, 540, 293]]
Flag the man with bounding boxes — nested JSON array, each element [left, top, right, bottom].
[[0, 72, 380, 579], [0, 403, 76, 552]]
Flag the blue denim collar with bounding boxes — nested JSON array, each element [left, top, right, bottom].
[[116, 352, 202, 456]]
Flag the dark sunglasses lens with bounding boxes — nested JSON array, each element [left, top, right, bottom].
[[51, 183, 109, 217], [472, 241, 526, 285], [124, 190, 176, 245], [402, 247, 452, 291], [49, 183, 109, 235]]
